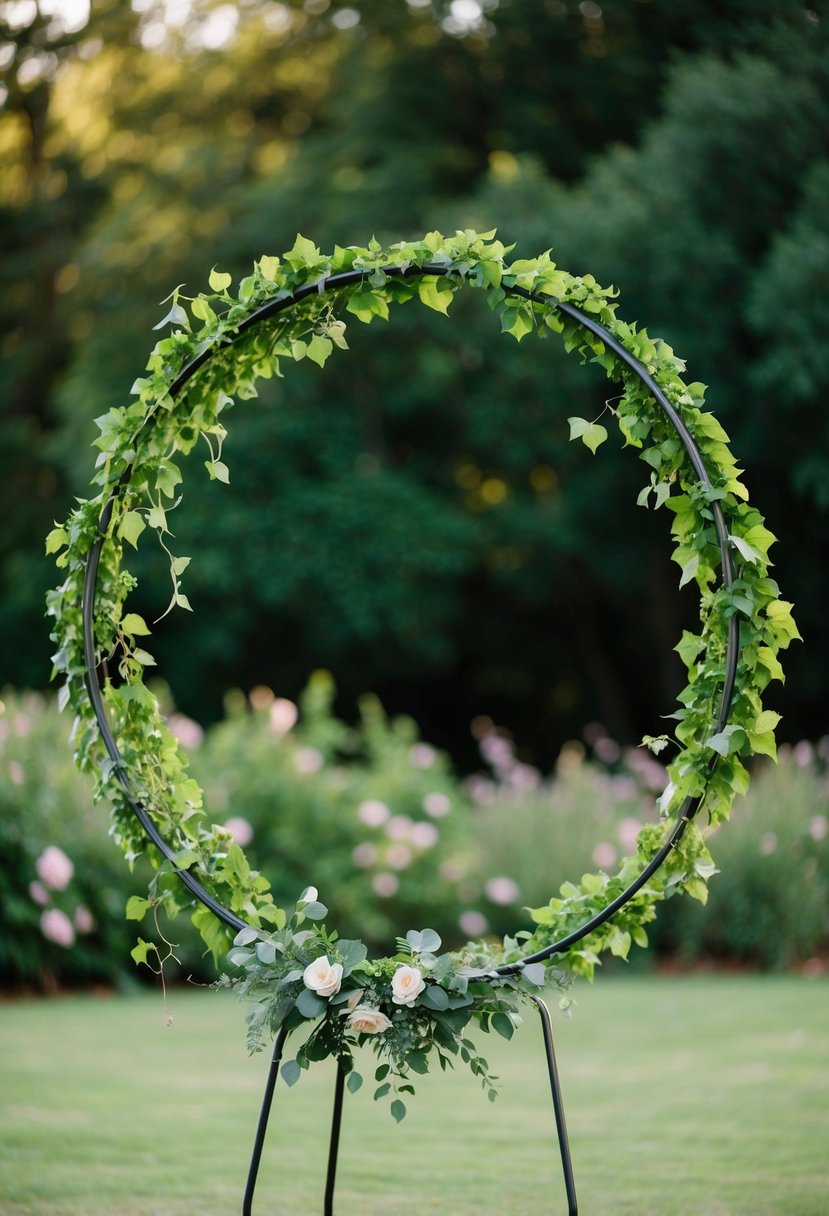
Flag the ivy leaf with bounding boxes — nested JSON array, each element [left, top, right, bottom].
[[678, 554, 699, 589], [118, 510, 146, 548], [147, 504, 167, 532], [284, 234, 320, 269], [191, 297, 217, 325], [729, 534, 763, 564], [306, 335, 333, 368], [418, 277, 453, 314], [45, 525, 68, 554], [346, 290, 390, 324], [121, 612, 151, 636], [706, 724, 747, 757], [156, 460, 182, 498], [130, 938, 156, 966], [208, 267, 232, 292], [258, 255, 280, 281], [125, 896, 152, 921], [153, 301, 190, 331], [567, 417, 608, 454], [204, 460, 230, 483]]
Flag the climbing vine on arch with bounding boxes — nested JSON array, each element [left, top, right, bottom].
[[46, 229, 798, 1114]]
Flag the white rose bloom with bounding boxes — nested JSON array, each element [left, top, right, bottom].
[[303, 956, 343, 998], [391, 964, 425, 1006], [346, 1006, 393, 1035]]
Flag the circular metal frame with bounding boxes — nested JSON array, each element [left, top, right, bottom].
[[81, 262, 740, 971]]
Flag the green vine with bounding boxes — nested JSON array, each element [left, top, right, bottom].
[[46, 229, 798, 1113]]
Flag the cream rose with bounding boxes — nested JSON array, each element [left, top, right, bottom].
[[303, 956, 343, 998], [391, 964, 425, 1006], [346, 1006, 393, 1035]]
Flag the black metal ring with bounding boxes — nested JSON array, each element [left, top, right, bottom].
[[81, 261, 740, 966]]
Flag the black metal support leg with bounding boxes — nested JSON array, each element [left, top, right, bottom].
[[323, 1062, 346, 1216], [242, 1025, 288, 1216], [531, 995, 578, 1216]]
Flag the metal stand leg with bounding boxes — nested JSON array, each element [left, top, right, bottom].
[[242, 1025, 288, 1216], [323, 1063, 346, 1216], [531, 995, 578, 1216]]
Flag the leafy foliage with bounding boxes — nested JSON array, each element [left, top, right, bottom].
[[46, 229, 795, 1096]]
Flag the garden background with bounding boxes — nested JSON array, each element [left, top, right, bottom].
[[2, 0, 828, 984]]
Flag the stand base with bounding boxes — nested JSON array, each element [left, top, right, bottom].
[[243, 997, 577, 1215]]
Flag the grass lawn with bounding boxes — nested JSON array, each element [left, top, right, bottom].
[[0, 974, 827, 1215]]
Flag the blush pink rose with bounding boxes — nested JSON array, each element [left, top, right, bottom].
[[391, 964, 425, 1006]]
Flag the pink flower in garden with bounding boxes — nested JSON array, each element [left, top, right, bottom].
[[9, 761, 24, 785], [760, 832, 778, 856], [352, 842, 378, 868], [357, 799, 390, 827], [14, 713, 30, 737], [294, 746, 323, 775], [611, 776, 638, 802], [28, 880, 50, 907], [480, 733, 513, 768], [224, 817, 254, 846], [386, 815, 414, 840], [592, 842, 618, 870], [422, 792, 451, 818], [459, 910, 489, 937], [371, 872, 399, 898], [617, 817, 643, 854], [484, 876, 520, 906], [36, 845, 74, 891], [509, 762, 541, 790], [74, 906, 95, 934], [410, 821, 439, 848], [249, 685, 275, 711], [269, 698, 298, 735], [40, 908, 75, 948], [167, 714, 204, 750], [386, 843, 413, 871], [809, 815, 828, 842], [439, 859, 466, 882], [792, 740, 813, 767], [464, 775, 495, 805], [409, 743, 436, 769], [594, 735, 621, 764]]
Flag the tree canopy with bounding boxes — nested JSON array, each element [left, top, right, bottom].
[[2, 0, 823, 763]]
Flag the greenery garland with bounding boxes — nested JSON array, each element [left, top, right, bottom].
[[46, 229, 798, 1117]]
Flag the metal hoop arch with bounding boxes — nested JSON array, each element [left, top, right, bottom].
[[81, 261, 740, 971]]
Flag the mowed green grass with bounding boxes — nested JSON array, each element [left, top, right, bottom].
[[1, 975, 826, 1216]]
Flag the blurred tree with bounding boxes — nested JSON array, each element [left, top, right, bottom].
[[2, 0, 825, 764]]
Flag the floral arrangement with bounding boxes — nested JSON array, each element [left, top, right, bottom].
[[222, 887, 570, 1120], [46, 229, 797, 1111]]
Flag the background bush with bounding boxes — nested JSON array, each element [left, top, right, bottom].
[[2, 686, 826, 990]]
